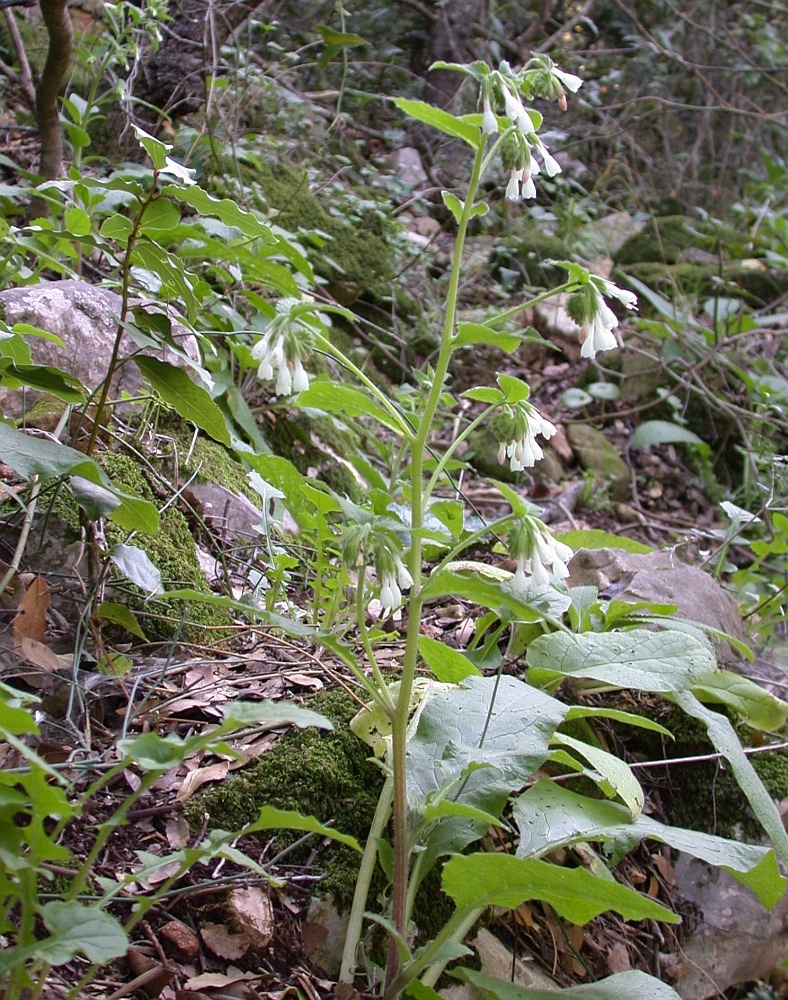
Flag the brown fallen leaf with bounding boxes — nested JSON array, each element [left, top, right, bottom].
[[228, 887, 273, 947], [165, 816, 191, 849], [15, 636, 65, 673], [174, 761, 230, 803], [199, 922, 250, 960], [183, 970, 257, 990], [13, 575, 49, 641], [607, 941, 631, 973]]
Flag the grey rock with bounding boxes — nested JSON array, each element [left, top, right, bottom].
[[568, 547, 746, 663], [566, 424, 631, 501], [531, 292, 582, 362], [0, 280, 200, 419], [584, 212, 646, 257], [391, 147, 429, 189], [665, 856, 788, 999]]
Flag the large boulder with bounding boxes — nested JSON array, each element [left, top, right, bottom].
[[0, 280, 199, 418]]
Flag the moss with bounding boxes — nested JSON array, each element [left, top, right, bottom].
[[257, 162, 394, 294], [617, 261, 786, 306], [261, 409, 361, 499], [490, 229, 573, 289], [630, 705, 788, 842], [98, 451, 234, 644], [187, 688, 383, 909]]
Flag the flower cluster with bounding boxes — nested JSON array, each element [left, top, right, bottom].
[[507, 518, 573, 594], [251, 297, 315, 396], [341, 522, 413, 613], [496, 403, 557, 472], [566, 276, 638, 359], [479, 58, 582, 201]]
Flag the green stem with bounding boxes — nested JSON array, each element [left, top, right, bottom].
[[419, 908, 484, 988], [339, 774, 394, 983], [384, 139, 487, 998], [423, 403, 497, 502], [356, 573, 395, 714], [388, 907, 483, 997], [488, 279, 578, 328], [314, 332, 416, 441]]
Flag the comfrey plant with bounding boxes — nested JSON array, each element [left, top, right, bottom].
[[249, 56, 788, 1000]]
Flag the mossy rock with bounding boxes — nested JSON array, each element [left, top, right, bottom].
[[616, 261, 787, 307], [614, 215, 756, 268], [490, 229, 574, 289], [566, 424, 630, 501], [255, 163, 395, 296], [187, 687, 453, 939], [261, 408, 362, 499], [636, 705, 788, 842], [99, 451, 235, 644]]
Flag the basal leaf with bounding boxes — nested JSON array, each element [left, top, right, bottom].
[[221, 700, 333, 731], [526, 631, 716, 693], [631, 420, 709, 454], [97, 602, 148, 641], [513, 779, 786, 908], [551, 732, 644, 819], [442, 853, 678, 924], [454, 968, 682, 999]]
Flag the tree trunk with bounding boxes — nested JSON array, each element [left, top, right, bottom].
[[421, 0, 482, 108], [35, 0, 72, 178]]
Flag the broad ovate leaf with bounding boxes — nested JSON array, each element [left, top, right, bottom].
[[513, 779, 786, 909], [37, 901, 128, 966], [453, 968, 682, 1000], [526, 630, 716, 693]]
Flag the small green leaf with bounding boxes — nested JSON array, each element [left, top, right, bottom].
[[455, 323, 522, 353], [563, 706, 672, 736], [557, 530, 653, 555], [588, 381, 620, 401], [462, 386, 504, 404], [441, 191, 463, 223], [133, 124, 170, 169], [97, 602, 148, 641], [221, 700, 333, 731], [442, 853, 678, 924], [0, 361, 86, 402], [139, 198, 181, 234], [632, 420, 709, 453], [692, 670, 788, 732], [161, 184, 275, 242], [119, 731, 192, 770], [317, 25, 368, 47], [294, 379, 410, 436], [100, 214, 133, 241], [64, 207, 91, 237], [109, 543, 164, 595], [418, 635, 481, 682], [497, 373, 531, 402], [70, 475, 121, 520], [243, 806, 361, 852], [561, 387, 593, 408], [37, 901, 128, 966], [469, 200, 489, 218], [135, 356, 231, 445], [393, 98, 480, 147]]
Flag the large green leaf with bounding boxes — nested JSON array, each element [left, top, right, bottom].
[[526, 631, 716, 692], [558, 530, 653, 555], [0, 360, 85, 401], [108, 543, 164, 595], [442, 853, 678, 924], [631, 420, 710, 454], [135, 356, 231, 445], [672, 691, 788, 866], [422, 567, 570, 622], [454, 968, 682, 1000], [393, 98, 480, 147], [513, 779, 786, 908]]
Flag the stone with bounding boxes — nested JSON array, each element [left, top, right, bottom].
[[567, 547, 746, 663], [439, 928, 558, 1000], [531, 292, 582, 362], [0, 280, 200, 419], [390, 146, 429, 189], [583, 211, 646, 257], [663, 856, 788, 999], [566, 424, 631, 501]]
